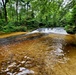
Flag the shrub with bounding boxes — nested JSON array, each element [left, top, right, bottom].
[[65, 25, 76, 34], [15, 26, 27, 32], [2, 22, 27, 33]]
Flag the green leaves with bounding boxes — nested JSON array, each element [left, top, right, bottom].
[[0, 0, 76, 33], [72, 5, 76, 25]]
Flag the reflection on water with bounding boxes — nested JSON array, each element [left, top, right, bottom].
[[0, 32, 76, 75]]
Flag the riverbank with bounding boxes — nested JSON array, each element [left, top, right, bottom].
[[0, 32, 27, 39]]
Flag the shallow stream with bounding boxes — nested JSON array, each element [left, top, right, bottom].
[[0, 28, 76, 75]]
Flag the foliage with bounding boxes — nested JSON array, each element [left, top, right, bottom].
[[2, 22, 27, 33], [64, 1, 76, 34], [0, 0, 76, 34], [72, 5, 76, 25], [65, 25, 76, 34]]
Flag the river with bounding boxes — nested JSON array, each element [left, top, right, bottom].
[[0, 28, 76, 75]]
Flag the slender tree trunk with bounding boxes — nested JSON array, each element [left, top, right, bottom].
[[4, 5, 7, 22], [9, 0, 13, 20], [16, 0, 18, 21], [26, 1, 30, 18], [19, 13, 21, 21], [0, 10, 2, 19], [2, 0, 8, 22]]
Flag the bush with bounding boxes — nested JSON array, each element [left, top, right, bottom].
[[3, 22, 15, 33], [0, 19, 7, 31], [2, 22, 27, 33], [65, 25, 76, 34], [15, 26, 27, 32]]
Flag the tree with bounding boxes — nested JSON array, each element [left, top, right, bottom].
[[0, 2, 3, 19], [2, 0, 9, 22]]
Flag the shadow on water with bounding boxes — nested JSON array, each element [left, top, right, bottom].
[[0, 28, 76, 75], [0, 33, 46, 45]]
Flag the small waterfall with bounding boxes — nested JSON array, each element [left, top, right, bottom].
[[31, 27, 67, 34]]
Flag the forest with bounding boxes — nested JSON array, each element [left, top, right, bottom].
[[0, 0, 76, 33]]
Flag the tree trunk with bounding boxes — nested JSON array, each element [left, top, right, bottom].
[[2, 0, 8, 22], [4, 5, 7, 22], [16, 0, 18, 21], [26, 1, 30, 18]]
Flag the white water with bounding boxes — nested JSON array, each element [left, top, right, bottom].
[[31, 27, 67, 34]]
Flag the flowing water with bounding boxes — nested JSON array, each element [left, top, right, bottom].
[[31, 27, 67, 34], [0, 28, 76, 75]]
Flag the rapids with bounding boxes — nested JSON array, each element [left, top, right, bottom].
[[31, 27, 67, 34]]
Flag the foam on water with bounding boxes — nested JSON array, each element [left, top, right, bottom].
[[31, 27, 67, 34]]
